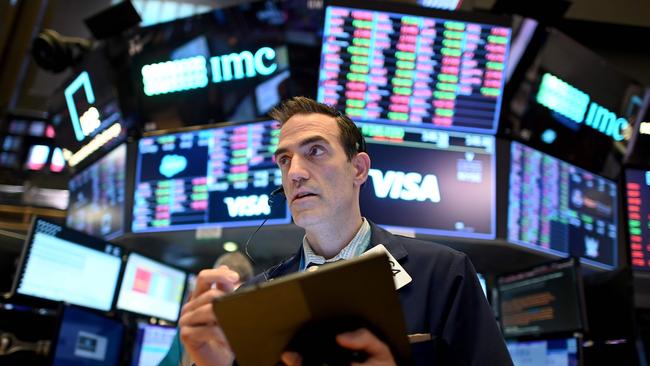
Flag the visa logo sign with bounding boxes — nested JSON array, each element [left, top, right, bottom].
[[224, 195, 271, 218], [64, 71, 101, 141], [368, 169, 441, 203], [536, 73, 630, 142]]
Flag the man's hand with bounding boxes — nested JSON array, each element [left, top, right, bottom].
[[280, 328, 397, 366], [179, 266, 240, 366]]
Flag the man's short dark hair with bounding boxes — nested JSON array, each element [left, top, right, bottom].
[[268, 96, 364, 161]]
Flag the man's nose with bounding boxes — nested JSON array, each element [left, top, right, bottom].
[[286, 155, 310, 183]]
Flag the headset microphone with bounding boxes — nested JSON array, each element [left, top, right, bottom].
[[243, 186, 286, 265]]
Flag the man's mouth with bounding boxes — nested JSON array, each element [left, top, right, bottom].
[[292, 192, 317, 202]]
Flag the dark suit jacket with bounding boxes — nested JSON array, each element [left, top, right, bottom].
[[246, 221, 513, 366]]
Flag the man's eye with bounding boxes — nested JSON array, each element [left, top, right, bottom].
[[309, 146, 324, 156], [277, 156, 290, 166]]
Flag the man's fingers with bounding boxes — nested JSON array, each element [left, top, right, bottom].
[[280, 351, 302, 366], [179, 323, 229, 349], [192, 267, 239, 300], [179, 302, 221, 327], [181, 288, 225, 315], [336, 328, 391, 356]]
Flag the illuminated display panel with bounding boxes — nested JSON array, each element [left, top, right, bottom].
[[359, 122, 495, 238], [501, 29, 644, 179], [130, 323, 177, 366], [116, 253, 186, 322], [133, 120, 289, 233], [13, 218, 123, 312], [508, 142, 618, 270], [52, 306, 124, 366], [67, 144, 126, 240], [506, 337, 580, 365], [318, 0, 511, 134], [625, 169, 650, 270], [497, 259, 585, 338]]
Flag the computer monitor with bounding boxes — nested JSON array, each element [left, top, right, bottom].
[[12, 218, 123, 312], [131, 1, 291, 127], [625, 169, 650, 270], [317, 0, 511, 134], [507, 141, 618, 270], [497, 258, 586, 338], [51, 306, 124, 366], [130, 323, 178, 366], [67, 143, 126, 240], [506, 337, 581, 366], [132, 120, 290, 233], [359, 122, 495, 238], [500, 28, 644, 179], [116, 253, 186, 321]]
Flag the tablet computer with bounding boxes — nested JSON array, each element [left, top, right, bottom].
[[212, 251, 412, 366]]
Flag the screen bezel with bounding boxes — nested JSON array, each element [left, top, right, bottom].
[[10, 217, 124, 312], [67, 142, 128, 241], [319, 0, 513, 134], [358, 122, 497, 239], [496, 257, 589, 339], [504, 140, 619, 270], [50, 304, 125, 366], [130, 322, 178, 366], [131, 118, 291, 234], [115, 252, 187, 322]]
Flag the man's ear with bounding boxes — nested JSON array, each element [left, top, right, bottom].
[[352, 152, 370, 188]]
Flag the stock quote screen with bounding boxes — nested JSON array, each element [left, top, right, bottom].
[[625, 169, 650, 270], [508, 142, 618, 270], [358, 122, 495, 238], [317, 1, 511, 134], [67, 144, 126, 240], [498, 259, 584, 338], [133, 120, 289, 233]]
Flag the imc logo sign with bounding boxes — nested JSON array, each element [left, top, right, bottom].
[[141, 46, 279, 96], [536, 73, 630, 141], [64, 71, 102, 141]]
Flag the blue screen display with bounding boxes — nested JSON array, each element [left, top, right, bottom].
[[506, 337, 579, 366], [133, 120, 290, 233], [52, 306, 124, 366], [130, 323, 178, 366]]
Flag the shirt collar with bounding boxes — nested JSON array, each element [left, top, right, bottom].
[[301, 218, 371, 270]]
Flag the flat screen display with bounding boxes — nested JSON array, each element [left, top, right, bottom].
[[13, 218, 123, 312], [130, 323, 178, 366], [131, 1, 291, 127], [116, 253, 186, 321], [501, 29, 644, 179], [67, 143, 126, 240], [508, 142, 618, 270], [318, 0, 511, 134], [625, 169, 650, 270], [359, 122, 495, 238], [132, 120, 289, 233], [497, 259, 585, 338], [506, 337, 580, 366], [52, 306, 124, 366]]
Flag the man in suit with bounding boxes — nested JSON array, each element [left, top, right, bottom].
[[178, 97, 513, 365]]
